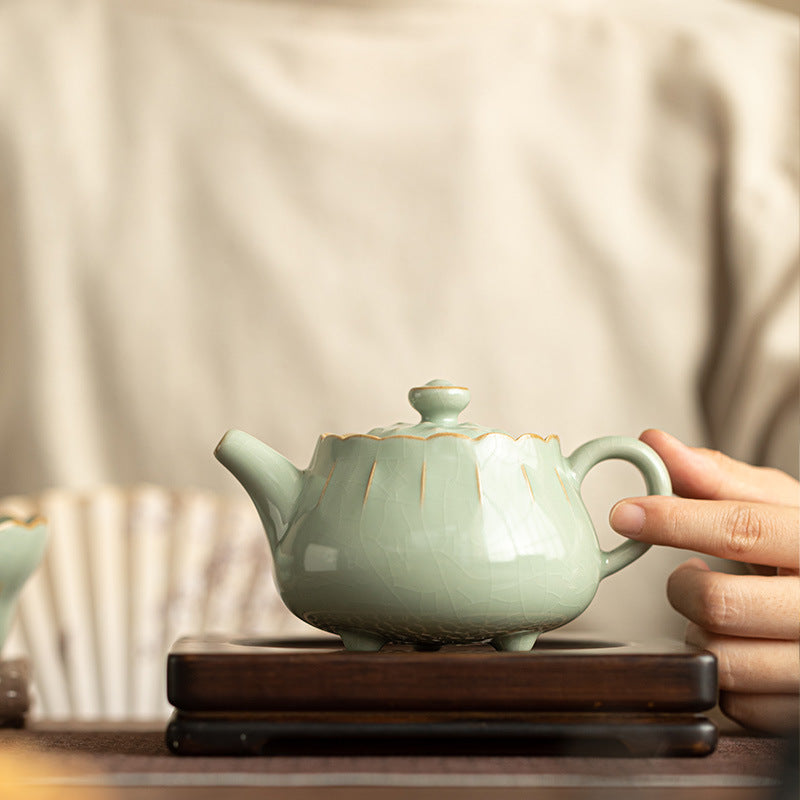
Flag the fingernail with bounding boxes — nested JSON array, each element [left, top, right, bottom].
[[609, 502, 646, 536]]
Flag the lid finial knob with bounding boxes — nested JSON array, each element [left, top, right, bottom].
[[408, 380, 470, 426]]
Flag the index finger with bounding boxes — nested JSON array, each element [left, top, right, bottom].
[[639, 430, 799, 507], [609, 496, 800, 568]]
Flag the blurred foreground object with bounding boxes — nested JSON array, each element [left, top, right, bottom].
[[0, 516, 48, 651]]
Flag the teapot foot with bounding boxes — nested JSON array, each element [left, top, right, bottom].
[[490, 631, 539, 652], [339, 630, 387, 652]]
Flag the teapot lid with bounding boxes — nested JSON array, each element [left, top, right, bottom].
[[366, 380, 501, 439]]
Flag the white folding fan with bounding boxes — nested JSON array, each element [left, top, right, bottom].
[[0, 486, 314, 721]]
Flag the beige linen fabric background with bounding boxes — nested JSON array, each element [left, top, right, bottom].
[[0, 0, 797, 641]]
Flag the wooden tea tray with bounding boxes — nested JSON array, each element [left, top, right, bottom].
[[166, 634, 718, 757], [166, 710, 717, 757], [167, 633, 717, 713]]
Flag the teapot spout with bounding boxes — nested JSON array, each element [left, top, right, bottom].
[[215, 429, 303, 553]]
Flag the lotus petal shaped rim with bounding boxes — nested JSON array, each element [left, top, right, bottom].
[[320, 432, 560, 443]]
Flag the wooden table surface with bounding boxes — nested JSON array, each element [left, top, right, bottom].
[[0, 722, 795, 800]]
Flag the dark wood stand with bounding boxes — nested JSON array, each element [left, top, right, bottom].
[[166, 634, 719, 757]]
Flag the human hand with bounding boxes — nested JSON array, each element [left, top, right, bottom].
[[609, 429, 799, 733]]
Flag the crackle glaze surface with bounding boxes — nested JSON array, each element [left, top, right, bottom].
[[0, 516, 48, 651], [216, 381, 672, 651], [277, 433, 599, 649]]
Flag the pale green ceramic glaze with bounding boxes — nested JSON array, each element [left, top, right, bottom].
[[0, 516, 48, 652], [216, 380, 671, 652]]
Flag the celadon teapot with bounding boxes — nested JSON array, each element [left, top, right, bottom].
[[215, 380, 671, 652]]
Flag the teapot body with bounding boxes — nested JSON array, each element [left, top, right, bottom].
[[273, 433, 602, 651]]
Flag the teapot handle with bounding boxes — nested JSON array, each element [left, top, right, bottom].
[[567, 436, 672, 580]]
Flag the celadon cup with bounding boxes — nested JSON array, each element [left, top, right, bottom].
[[0, 516, 48, 653], [216, 380, 672, 652]]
